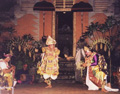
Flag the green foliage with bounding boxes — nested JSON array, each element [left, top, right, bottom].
[[0, 24, 16, 36], [80, 16, 120, 67], [12, 50, 35, 70], [22, 34, 34, 42], [82, 16, 120, 41]]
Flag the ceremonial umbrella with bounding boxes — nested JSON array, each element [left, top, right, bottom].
[[71, 1, 93, 34], [33, 0, 55, 36]]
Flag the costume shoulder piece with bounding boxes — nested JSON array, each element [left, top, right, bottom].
[[55, 47, 60, 55], [92, 52, 97, 56], [42, 47, 48, 53]]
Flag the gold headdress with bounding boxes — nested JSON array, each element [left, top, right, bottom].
[[46, 36, 56, 45]]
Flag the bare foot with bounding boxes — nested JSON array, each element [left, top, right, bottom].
[[44, 80, 47, 83], [45, 85, 52, 88], [102, 88, 108, 93]]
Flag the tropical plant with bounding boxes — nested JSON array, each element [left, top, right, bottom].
[[22, 34, 34, 42], [0, 24, 16, 36], [80, 16, 120, 68]]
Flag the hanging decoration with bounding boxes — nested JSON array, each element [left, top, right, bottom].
[[95, 44, 98, 51], [18, 45, 21, 51], [6, 34, 44, 62], [23, 47, 27, 54], [29, 51, 32, 57], [100, 43, 103, 49], [90, 38, 112, 52], [104, 44, 107, 51]]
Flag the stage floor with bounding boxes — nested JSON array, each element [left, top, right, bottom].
[[1, 82, 120, 94]]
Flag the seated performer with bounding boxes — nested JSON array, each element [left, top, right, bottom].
[[82, 46, 119, 92], [37, 36, 60, 88], [0, 53, 16, 90], [17, 64, 34, 84]]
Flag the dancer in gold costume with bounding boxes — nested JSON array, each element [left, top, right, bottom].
[[82, 46, 119, 92], [0, 53, 16, 90], [37, 36, 60, 88]]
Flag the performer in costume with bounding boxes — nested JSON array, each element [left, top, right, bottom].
[[0, 53, 16, 90], [17, 64, 34, 84], [75, 37, 87, 82], [82, 46, 119, 92], [37, 36, 60, 88]]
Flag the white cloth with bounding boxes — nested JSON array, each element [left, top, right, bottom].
[[104, 86, 119, 92], [86, 67, 99, 90], [43, 74, 57, 80], [13, 81, 17, 87], [0, 61, 8, 70], [75, 48, 85, 64], [75, 48, 85, 82], [86, 65, 119, 92]]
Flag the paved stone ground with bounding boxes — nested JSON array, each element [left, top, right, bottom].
[[1, 82, 120, 94]]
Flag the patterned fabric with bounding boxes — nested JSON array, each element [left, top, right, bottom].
[[0, 67, 9, 87], [98, 55, 108, 74], [0, 63, 13, 90], [37, 47, 60, 76], [85, 52, 107, 88], [4, 73, 13, 88]]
